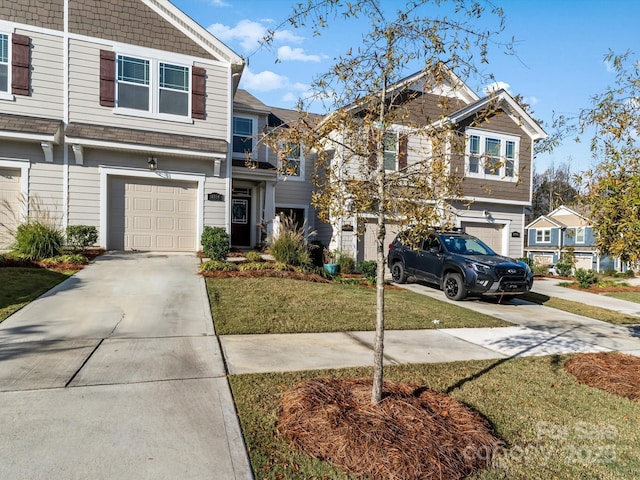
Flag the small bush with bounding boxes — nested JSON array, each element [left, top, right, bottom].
[[575, 268, 599, 288], [517, 257, 534, 269], [532, 264, 550, 276], [555, 261, 573, 277], [199, 260, 238, 272], [201, 226, 230, 261], [66, 225, 98, 251], [244, 250, 263, 262], [338, 254, 356, 274], [358, 260, 377, 284], [40, 254, 88, 266], [15, 221, 64, 260], [603, 268, 617, 277], [269, 216, 311, 266], [238, 261, 274, 271]]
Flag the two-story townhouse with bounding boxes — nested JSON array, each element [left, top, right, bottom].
[[318, 69, 546, 263], [525, 205, 620, 272], [0, 0, 243, 251]]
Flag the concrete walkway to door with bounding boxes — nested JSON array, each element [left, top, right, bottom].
[[0, 252, 252, 480]]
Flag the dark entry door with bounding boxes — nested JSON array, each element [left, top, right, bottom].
[[231, 197, 251, 247]]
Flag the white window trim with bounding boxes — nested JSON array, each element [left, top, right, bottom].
[[465, 128, 519, 182], [232, 115, 257, 159], [114, 53, 193, 123], [0, 31, 13, 100], [99, 165, 205, 250], [575, 226, 586, 244], [277, 142, 305, 182], [536, 228, 551, 244]]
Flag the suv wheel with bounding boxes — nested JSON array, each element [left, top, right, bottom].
[[391, 262, 407, 284], [443, 272, 466, 301]]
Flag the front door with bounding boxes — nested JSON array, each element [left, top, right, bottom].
[[231, 197, 251, 247]]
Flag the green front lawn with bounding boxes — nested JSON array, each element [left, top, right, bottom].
[[206, 277, 510, 334], [0, 267, 72, 322], [604, 291, 640, 304], [230, 356, 640, 480]]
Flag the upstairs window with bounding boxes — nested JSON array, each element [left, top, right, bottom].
[[466, 129, 519, 181], [233, 117, 254, 155], [383, 132, 398, 171], [536, 228, 551, 243], [575, 227, 585, 244], [278, 143, 304, 180], [112, 54, 191, 118], [0, 34, 8, 93]]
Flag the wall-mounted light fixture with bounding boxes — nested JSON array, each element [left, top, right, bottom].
[[148, 156, 158, 171]]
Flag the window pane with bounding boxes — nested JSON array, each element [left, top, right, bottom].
[[287, 143, 301, 159], [484, 157, 499, 175], [160, 63, 188, 91], [506, 140, 515, 158], [0, 34, 7, 63], [384, 152, 397, 170], [118, 56, 149, 85], [159, 89, 188, 116], [233, 117, 253, 136], [233, 136, 252, 154], [485, 138, 500, 157], [505, 158, 514, 177], [469, 155, 479, 173], [118, 83, 149, 110], [469, 135, 479, 154], [0, 64, 7, 92]]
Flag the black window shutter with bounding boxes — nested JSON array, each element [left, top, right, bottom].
[[192, 66, 206, 119], [11, 34, 30, 96], [99, 50, 115, 107]]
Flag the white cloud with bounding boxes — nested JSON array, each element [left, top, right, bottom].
[[208, 0, 229, 6], [277, 46, 322, 62], [525, 96, 539, 106], [208, 19, 304, 53], [240, 68, 290, 92], [483, 81, 512, 95]]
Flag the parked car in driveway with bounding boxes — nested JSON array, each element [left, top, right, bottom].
[[387, 229, 534, 301]]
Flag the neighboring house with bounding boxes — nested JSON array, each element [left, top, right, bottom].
[[0, 0, 243, 251], [319, 69, 546, 262], [525, 205, 620, 272]]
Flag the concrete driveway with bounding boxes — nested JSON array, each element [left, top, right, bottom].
[[0, 252, 252, 480]]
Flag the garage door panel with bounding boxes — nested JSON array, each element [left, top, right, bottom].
[[462, 222, 504, 254], [108, 176, 197, 252], [0, 168, 21, 249], [362, 220, 400, 262]]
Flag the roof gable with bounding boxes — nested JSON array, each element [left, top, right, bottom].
[[547, 205, 591, 226], [525, 215, 563, 229]]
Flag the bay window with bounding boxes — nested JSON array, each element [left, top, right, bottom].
[[466, 129, 519, 180]]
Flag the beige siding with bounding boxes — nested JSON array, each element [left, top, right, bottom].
[[530, 218, 557, 228], [203, 176, 227, 227], [0, 167, 21, 248], [551, 213, 588, 227], [68, 39, 229, 139], [2, 30, 64, 119]]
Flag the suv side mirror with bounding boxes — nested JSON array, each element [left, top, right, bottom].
[[429, 246, 440, 255]]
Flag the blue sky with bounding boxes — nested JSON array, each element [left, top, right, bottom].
[[172, 0, 639, 173]]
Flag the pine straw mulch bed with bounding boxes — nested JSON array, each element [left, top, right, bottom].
[[200, 268, 331, 283], [278, 377, 503, 480], [0, 249, 105, 272], [565, 352, 640, 401]]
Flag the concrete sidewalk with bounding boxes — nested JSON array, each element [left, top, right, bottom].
[[0, 253, 252, 480], [220, 279, 640, 375]]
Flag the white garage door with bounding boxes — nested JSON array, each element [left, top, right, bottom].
[[462, 222, 504, 254], [108, 176, 197, 251], [362, 220, 400, 262], [575, 254, 593, 271], [0, 168, 21, 249]]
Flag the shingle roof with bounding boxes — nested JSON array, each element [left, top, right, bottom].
[[234, 89, 271, 114], [0, 113, 62, 137], [65, 122, 227, 154]]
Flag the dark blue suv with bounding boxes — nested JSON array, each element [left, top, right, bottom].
[[387, 230, 533, 301]]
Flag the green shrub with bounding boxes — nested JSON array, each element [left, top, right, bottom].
[[200, 260, 238, 272], [238, 261, 273, 271], [532, 264, 550, 276], [575, 268, 599, 289], [14, 221, 64, 260], [269, 216, 311, 266], [338, 254, 356, 274], [244, 250, 263, 262], [40, 254, 88, 266], [201, 226, 230, 261], [66, 225, 98, 251], [517, 257, 534, 269], [603, 268, 617, 277], [358, 260, 377, 284], [623, 269, 635, 278]]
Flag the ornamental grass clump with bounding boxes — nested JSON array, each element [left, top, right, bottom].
[[269, 216, 312, 267], [15, 222, 64, 260], [278, 377, 503, 480]]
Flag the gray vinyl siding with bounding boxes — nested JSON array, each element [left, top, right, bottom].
[[68, 39, 229, 140], [203, 176, 227, 228], [2, 30, 64, 119]]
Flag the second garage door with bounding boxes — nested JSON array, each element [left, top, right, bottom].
[[108, 176, 197, 251], [361, 220, 400, 262], [461, 222, 504, 254], [0, 168, 22, 249]]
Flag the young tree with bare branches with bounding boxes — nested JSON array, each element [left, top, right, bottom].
[[265, 0, 513, 404]]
